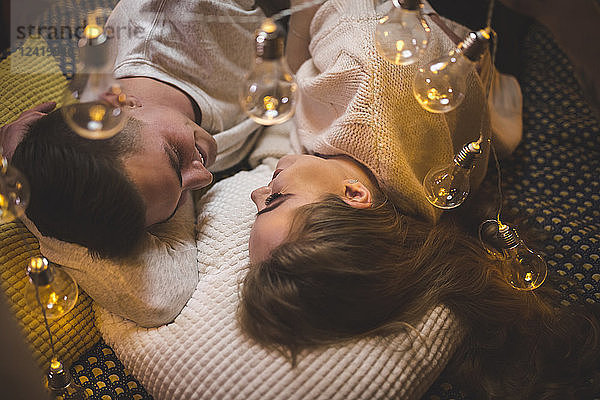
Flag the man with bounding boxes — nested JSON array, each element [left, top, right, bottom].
[[1, 0, 281, 326], [4, 0, 267, 259]]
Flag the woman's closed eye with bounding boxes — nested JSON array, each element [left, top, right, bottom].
[[257, 193, 294, 216], [265, 192, 283, 206]]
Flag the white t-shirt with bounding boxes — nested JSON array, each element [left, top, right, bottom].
[[106, 0, 266, 171]]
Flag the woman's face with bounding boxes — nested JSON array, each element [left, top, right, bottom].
[[122, 104, 217, 227], [249, 154, 373, 264]]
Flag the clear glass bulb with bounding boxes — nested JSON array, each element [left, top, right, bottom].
[[413, 49, 470, 113], [61, 15, 127, 140], [423, 162, 471, 209], [241, 59, 297, 125], [0, 157, 30, 223], [375, 6, 429, 65], [25, 257, 78, 320], [498, 225, 547, 291], [240, 18, 298, 125], [413, 29, 490, 113], [61, 76, 127, 139], [423, 141, 481, 209]]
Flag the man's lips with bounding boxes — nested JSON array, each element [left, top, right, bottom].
[[195, 143, 207, 166]]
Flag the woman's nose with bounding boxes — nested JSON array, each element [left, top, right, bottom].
[[182, 162, 213, 190], [250, 186, 269, 206]]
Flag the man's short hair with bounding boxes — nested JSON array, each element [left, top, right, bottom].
[[11, 109, 146, 259]]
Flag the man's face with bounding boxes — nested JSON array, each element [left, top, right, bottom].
[[122, 104, 217, 226]]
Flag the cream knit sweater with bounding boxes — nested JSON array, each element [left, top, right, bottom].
[[294, 0, 493, 222]]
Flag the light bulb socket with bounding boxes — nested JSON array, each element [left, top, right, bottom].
[[498, 224, 520, 249], [47, 360, 73, 392], [255, 20, 285, 60], [27, 257, 55, 287], [81, 30, 107, 47], [453, 141, 481, 169], [457, 29, 490, 62], [401, 0, 420, 10]]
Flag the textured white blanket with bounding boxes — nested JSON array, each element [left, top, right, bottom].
[[96, 164, 463, 400]]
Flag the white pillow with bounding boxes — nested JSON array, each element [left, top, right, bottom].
[[95, 163, 464, 400]]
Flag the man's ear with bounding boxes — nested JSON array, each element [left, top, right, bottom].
[[342, 179, 372, 209]]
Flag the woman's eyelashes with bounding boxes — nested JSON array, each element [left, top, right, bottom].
[[264, 192, 283, 206]]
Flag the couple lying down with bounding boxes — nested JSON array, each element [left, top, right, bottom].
[[3, 0, 600, 398]]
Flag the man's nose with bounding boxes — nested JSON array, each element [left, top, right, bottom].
[[182, 163, 213, 190]]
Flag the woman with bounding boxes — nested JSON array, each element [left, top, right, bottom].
[[239, 0, 600, 398], [242, 153, 600, 398]]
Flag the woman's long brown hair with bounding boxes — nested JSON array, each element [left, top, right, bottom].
[[239, 195, 600, 399]]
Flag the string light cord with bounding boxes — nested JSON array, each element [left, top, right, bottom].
[[34, 283, 57, 361], [189, 0, 328, 24], [490, 139, 504, 223], [270, 0, 327, 22], [482, 26, 505, 225], [485, 0, 496, 30]]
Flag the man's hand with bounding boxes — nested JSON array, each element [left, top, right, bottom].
[[0, 102, 56, 160]]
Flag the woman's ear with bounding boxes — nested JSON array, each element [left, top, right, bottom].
[[342, 179, 372, 209]]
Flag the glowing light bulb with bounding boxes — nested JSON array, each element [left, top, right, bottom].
[[25, 257, 78, 320], [47, 359, 88, 399], [497, 223, 547, 291], [240, 18, 298, 125], [413, 28, 490, 113], [423, 141, 481, 209], [0, 156, 30, 223], [375, 0, 429, 65], [61, 12, 127, 139]]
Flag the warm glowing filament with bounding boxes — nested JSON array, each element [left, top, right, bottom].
[[84, 24, 102, 40], [263, 96, 278, 111], [261, 19, 277, 34], [48, 292, 59, 307], [396, 40, 405, 51], [50, 360, 62, 370], [0, 194, 6, 209], [427, 88, 445, 101], [84, 8, 103, 39], [89, 105, 106, 121]]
